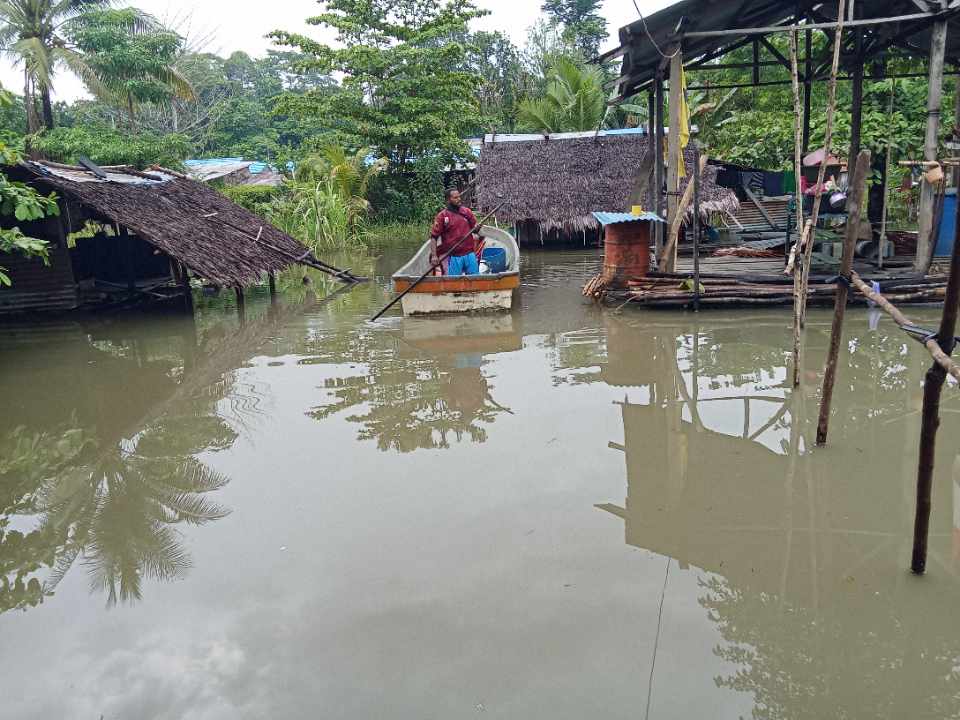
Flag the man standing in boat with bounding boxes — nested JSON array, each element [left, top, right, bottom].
[[429, 188, 479, 275]]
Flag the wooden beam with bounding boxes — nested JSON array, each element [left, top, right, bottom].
[[916, 19, 949, 271], [682, 12, 939, 38], [664, 50, 683, 272], [654, 69, 666, 257]]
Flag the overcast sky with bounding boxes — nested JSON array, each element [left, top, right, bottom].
[[0, 0, 674, 103]]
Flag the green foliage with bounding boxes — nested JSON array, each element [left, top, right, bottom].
[[541, 0, 607, 59], [69, 8, 194, 115], [271, 0, 486, 171], [225, 145, 384, 252], [220, 184, 289, 217], [465, 30, 528, 133], [367, 154, 448, 222], [517, 55, 605, 132], [0, 106, 59, 285], [689, 36, 932, 177], [30, 125, 193, 168]]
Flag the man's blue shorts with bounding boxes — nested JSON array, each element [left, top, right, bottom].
[[447, 252, 479, 276]]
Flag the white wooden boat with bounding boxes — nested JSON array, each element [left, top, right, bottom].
[[392, 226, 520, 316]]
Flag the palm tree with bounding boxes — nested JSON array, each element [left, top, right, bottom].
[[0, 0, 109, 132], [517, 56, 606, 133], [0, 1, 192, 133]]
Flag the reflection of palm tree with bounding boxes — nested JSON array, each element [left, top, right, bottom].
[[1, 416, 233, 614], [41, 445, 230, 606]]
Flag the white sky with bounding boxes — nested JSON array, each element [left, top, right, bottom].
[[0, 0, 674, 103]]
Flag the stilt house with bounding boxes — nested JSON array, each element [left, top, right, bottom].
[[474, 129, 738, 246]]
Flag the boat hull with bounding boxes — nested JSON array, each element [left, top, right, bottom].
[[391, 226, 521, 316], [398, 284, 516, 316]]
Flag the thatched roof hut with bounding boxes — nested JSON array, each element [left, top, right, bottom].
[[9, 161, 308, 287], [475, 130, 739, 233]]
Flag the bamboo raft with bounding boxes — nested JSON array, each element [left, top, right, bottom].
[[601, 270, 949, 309]]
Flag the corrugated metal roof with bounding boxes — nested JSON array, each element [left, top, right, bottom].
[[484, 128, 651, 144], [592, 211, 665, 226], [27, 161, 173, 185]]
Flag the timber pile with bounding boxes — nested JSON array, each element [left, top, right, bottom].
[[582, 273, 608, 299], [609, 273, 949, 308]]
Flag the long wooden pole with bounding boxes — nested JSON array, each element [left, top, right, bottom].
[[370, 200, 507, 321], [816, 150, 871, 446], [654, 69, 666, 258], [915, 19, 949, 273], [789, 0, 847, 388], [682, 11, 934, 38], [664, 50, 683, 272], [693, 144, 701, 311], [790, 30, 805, 386], [911, 190, 960, 574]]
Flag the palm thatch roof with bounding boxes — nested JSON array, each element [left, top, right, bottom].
[[475, 131, 739, 232], [11, 161, 309, 287]]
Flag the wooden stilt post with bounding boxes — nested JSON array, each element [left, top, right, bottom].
[[911, 190, 960, 574], [268, 272, 277, 302], [915, 19, 949, 273], [654, 68, 666, 259], [177, 261, 193, 313], [235, 285, 246, 324], [816, 150, 871, 446], [120, 226, 135, 291], [664, 49, 683, 272]]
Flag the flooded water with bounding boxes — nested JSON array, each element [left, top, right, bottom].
[[2, 247, 960, 719]]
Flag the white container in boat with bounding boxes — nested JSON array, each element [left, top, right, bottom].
[[478, 261, 490, 274]]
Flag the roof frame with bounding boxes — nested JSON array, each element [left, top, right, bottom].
[[610, 0, 960, 100]]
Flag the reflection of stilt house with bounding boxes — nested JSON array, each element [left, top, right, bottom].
[[0, 162, 314, 313], [474, 129, 738, 247]]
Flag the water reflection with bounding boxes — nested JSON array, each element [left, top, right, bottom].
[[595, 314, 960, 718], [0, 312, 240, 613], [308, 315, 520, 452]]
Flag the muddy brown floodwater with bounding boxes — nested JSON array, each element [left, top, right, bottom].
[[2, 247, 960, 719]]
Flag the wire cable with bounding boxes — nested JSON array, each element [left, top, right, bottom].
[[632, 0, 681, 59]]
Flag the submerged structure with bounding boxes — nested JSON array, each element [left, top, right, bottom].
[[474, 129, 738, 246], [0, 161, 327, 313]]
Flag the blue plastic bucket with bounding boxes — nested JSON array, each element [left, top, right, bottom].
[[482, 247, 508, 273]]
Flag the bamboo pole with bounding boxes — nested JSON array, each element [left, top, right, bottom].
[[798, 0, 846, 297], [789, 29, 805, 387], [788, 0, 846, 389], [849, 273, 960, 383], [816, 150, 871, 446], [912, 198, 960, 573]]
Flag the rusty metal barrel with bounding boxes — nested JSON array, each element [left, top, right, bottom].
[[602, 220, 652, 288]]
